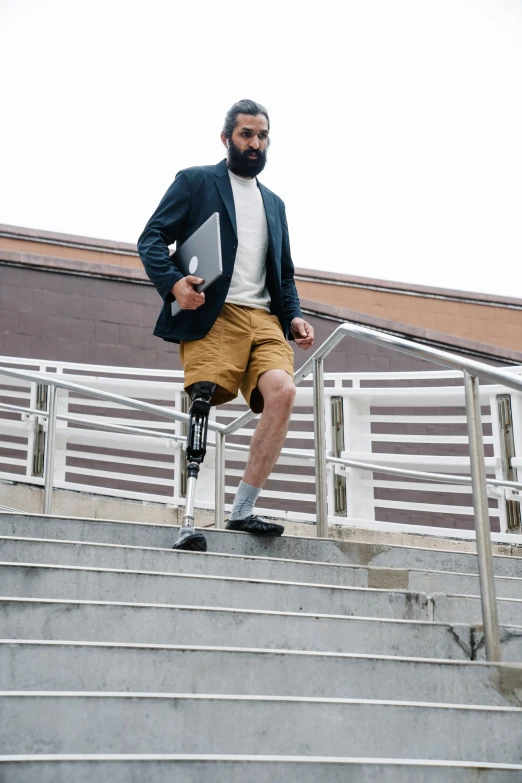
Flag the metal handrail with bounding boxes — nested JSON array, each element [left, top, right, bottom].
[[295, 323, 522, 389], [0, 366, 226, 433], [283, 322, 522, 663], [224, 324, 522, 436], [0, 401, 186, 442], [3, 399, 522, 492], [328, 455, 522, 492], [0, 365, 222, 538], [2, 320, 521, 661], [225, 322, 522, 663]]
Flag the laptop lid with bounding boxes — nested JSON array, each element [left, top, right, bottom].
[[170, 212, 223, 316]]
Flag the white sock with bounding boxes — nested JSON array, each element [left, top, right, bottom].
[[230, 481, 262, 520]]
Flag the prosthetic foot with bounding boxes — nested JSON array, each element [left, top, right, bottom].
[[173, 381, 216, 552]]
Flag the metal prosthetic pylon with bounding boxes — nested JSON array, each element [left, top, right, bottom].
[[172, 381, 216, 552]]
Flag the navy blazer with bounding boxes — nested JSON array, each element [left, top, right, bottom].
[[137, 159, 303, 343]]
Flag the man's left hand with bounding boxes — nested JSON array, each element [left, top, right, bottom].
[[290, 318, 315, 350]]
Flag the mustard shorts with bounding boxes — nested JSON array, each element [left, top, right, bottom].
[[180, 304, 295, 414]]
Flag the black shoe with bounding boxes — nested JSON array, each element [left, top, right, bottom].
[[225, 515, 284, 537], [172, 528, 207, 552]]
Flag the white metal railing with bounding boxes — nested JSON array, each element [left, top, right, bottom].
[[307, 324, 522, 664], [2, 323, 522, 661], [2, 359, 521, 528]]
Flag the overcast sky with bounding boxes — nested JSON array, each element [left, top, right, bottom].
[[1, 0, 522, 298]]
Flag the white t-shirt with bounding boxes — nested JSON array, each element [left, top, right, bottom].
[[226, 169, 270, 311]]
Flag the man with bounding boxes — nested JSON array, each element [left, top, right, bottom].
[[138, 99, 314, 551]]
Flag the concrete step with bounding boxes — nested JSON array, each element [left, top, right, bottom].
[[0, 598, 476, 659], [2, 693, 522, 762], [3, 537, 522, 600], [1, 756, 522, 783], [410, 569, 522, 601], [2, 641, 521, 706], [0, 562, 430, 621], [0, 537, 366, 588], [1, 756, 521, 783], [2, 513, 522, 578], [431, 593, 522, 629], [5, 561, 522, 626]]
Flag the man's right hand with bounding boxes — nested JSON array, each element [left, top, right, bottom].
[[172, 276, 205, 310]]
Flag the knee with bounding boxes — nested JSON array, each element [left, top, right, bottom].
[[265, 378, 296, 411], [284, 382, 297, 407]]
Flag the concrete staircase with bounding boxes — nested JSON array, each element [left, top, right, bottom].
[[1, 512, 522, 781]]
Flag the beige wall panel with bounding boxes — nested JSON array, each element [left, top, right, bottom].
[[0, 237, 142, 268], [295, 280, 522, 352]]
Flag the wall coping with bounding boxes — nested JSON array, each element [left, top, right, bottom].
[[295, 269, 522, 310], [0, 248, 149, 282]]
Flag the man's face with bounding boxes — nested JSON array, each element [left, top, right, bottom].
[[222, 113, 269, 178]]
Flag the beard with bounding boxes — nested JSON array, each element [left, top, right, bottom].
[[226, 138, 267, 178]]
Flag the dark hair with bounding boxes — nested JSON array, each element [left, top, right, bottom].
[[222, 99, 270, 139]]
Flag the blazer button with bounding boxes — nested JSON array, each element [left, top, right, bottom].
[[231, 245, 237, 252], [225, 274, 231, 281]]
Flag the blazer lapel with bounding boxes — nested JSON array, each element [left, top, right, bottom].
[[214, 160, 237, 239], [258, 182, 277, 263]]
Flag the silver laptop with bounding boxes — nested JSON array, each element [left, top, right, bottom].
[[171, 212, 223, 316]]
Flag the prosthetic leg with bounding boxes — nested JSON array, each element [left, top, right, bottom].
[[172, 381, 216, 551]]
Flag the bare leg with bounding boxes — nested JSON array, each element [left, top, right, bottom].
[[243, 369, 296, 488]]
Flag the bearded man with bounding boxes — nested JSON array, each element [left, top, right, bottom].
[[138, 99, 314, 551]]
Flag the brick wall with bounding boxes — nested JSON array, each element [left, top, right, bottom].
[[1, 264, 178, 369], [1, 264, 443, 375]]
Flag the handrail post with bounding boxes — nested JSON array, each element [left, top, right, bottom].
[[313, 358, 328, 537], [463, 371, 502, 662], [215, 430, 225, 529], [42, 384, 58, 515]]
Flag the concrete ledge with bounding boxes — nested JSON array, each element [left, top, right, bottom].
[[1, 757, 521, 783], [2, 693, 521, 760], [0, 597, 475, 659], [0, 562, 431, 621], [2, 641, 521, 706], [2, 480, 522, 556], [0, 249, 146, 279], [3, 536, 521, 597], [0, 481, 315, 539], [2, 513, 522, 577]]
